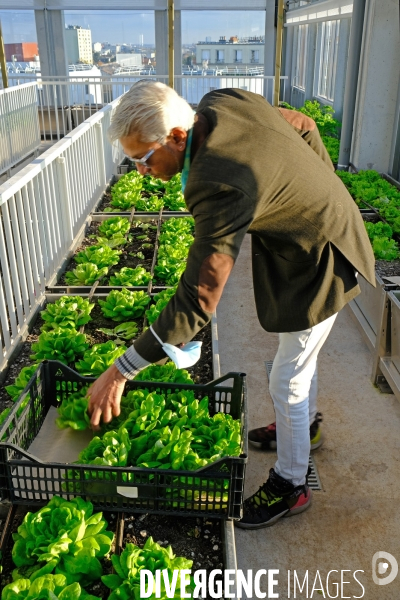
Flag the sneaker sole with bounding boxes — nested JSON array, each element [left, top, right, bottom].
[[249, 436, 323, 452], [248, 439, 277, 450], [235, 508, 290, 530], [284, 488, 313, 517], [235, 491, 313, 530], [310, 432, 324, 451]]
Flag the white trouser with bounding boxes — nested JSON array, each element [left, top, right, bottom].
[[269, 313, 338, 486]]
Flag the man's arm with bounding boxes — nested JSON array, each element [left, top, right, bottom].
[[88, 182, 254, 427], [119, 182, 254, 370], [277, 107, 335, 171]]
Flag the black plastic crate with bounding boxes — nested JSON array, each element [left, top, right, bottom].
[[0, 361, 247, 520]]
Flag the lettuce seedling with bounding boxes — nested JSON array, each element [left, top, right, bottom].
[[154, 259, 186, 285], [1, 574, 100, 599], [41, 297, 95, 332], [12, 496, 113, 586], [161, 217, 194, 235], [56, 386, 90, 430], [91, 235, 127, 248], [372, 237, 400, 260], [134, 363, 193, 384], [97, 321, 139, 341], [135, 195, 164, 212], [110, 171, 143, 209], [97, 217, 130, 239], [75, 245, 122, 269], [98, 289, 150, 322], [364, 221, 393, 241], [5, 365, 39, 402], [30, 330, 88, 364], [101, 537, 194, 600], [75, 341, 127, 377], [65, 264, 109, 286], [109, 266, 152, 287], [146, 286, 178, 325]]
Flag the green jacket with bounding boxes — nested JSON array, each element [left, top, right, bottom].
[[134, 89, 375, 363]]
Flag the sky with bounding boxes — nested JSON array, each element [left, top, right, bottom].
[[0, 9, 265, 47]]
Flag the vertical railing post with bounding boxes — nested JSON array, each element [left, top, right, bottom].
[[95, 121, 107, 192], [56, 156, 74, 247]]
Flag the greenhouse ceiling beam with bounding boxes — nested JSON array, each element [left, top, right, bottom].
[[273, 0, 285, 106], [0, 0, 269, 9], [285, 0, 353, 26], [0, 20, 8, 88], [168, 0, 174, 88]]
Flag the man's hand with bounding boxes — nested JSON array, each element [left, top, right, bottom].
[[87, 364, 128, 430]]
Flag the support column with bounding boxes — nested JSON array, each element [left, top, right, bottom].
[[155, 10, 168, 82], [174, 10, 182, 95], [337, 0, 366, 169], [304, 23, 317, 101], [264, 0, 276, 101], [332, 17, 351, 121], [282, 24, 294, 104], [350, 0, 400, 172], [35, 10, 68, 78], [35, 9, 69, 107]]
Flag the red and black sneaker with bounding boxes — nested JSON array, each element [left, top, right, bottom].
[[248, 412, 323, 451], [235, 468, 312, 530]]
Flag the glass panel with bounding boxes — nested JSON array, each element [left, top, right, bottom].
[[64, 10, 155, 71], [182, 10, 265, 72], [0, 10, 38, 74], [295, 24, 308, 90], [317, 20, 340, 102]]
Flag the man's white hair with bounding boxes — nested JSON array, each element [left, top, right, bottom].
[[108, 80, 195, 144]]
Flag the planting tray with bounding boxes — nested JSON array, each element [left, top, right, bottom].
[[0, 361, 247, 520]]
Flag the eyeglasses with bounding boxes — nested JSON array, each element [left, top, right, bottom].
[[125, 148, 156, 167]]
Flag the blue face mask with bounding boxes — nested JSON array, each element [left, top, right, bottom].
[[150, 326, 202, 369]]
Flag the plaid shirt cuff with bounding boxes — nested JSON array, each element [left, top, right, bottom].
[[115, 345, 150, 380]]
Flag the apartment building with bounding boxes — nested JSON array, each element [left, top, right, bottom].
[[65, 25, 93, 65], [5, 43, 39, 62], [195, 36, 264, 69]]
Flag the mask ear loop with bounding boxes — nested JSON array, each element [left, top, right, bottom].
[[150, 325, 164, 346]]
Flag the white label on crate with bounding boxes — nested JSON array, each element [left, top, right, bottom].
[[117, 486, 139, 498]]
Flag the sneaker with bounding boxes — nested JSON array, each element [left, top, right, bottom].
[[248, 412, 323, 451], [235, 468, 312, 530]]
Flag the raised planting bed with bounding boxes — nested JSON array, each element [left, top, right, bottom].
[[46, 214, 195, 293], [0, 361, 247, 520], [0, 500, 234, 599], [93, 171, 191, 217], [374, 289, 400, 403], [337, 170, 400, 390], [0, 289, 215, 419]]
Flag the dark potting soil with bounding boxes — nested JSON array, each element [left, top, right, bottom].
[[57, 221, 158, 286], [374, 259, 400, 279]]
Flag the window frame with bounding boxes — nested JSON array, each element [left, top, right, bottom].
[[314, 19, 340, 104]]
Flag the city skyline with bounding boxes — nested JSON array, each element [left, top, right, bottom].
[[0, 10, 265, 48]]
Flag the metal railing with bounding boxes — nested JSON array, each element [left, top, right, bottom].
[[3, 73, 287, 139], [0, 98, 123, 372], [5, 75, 169, 141], [177, 75, 288, 105], [0, 82, 41, 175]]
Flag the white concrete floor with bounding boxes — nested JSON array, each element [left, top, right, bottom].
[[217, 235, 400, 600]]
